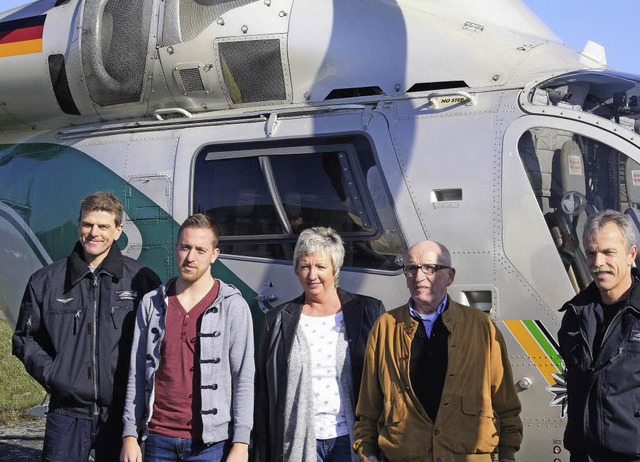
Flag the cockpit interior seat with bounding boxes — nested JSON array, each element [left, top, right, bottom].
[[539, 135, 590, 291], [520, 129, 593, 291], [558, 140, 586, 196], [558, 139, 590, 230], [623, 158, 640, 265], [520, 128, 573, 215], [625, 206, 640, 249], [550, 139, 591, 289]]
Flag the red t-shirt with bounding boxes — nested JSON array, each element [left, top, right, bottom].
[[149, 280, 220, 439]]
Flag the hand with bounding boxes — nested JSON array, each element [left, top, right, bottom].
[[120, 436, 142, 462], [361, 457, 380, 462], [226, 442, 249, 462]]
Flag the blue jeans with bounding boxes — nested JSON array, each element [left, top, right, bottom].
[[145, 433, 231, 462], [42, 408, 121, 462], [316, 435, 352, 462]]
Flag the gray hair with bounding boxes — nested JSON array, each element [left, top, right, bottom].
[[583, 210, 637, 252], [293, 227, 345, 280]]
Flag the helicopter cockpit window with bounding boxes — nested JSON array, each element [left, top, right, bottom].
[[193, 135, 406, 271], [518, 127, 640, 292], [529, 71, 640, 134]]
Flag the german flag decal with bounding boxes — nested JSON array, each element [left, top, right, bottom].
[[0, 15, 45, 58]]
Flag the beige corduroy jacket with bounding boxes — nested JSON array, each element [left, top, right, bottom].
[[354, 300, 523, 462]]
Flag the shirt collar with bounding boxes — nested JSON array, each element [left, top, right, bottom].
[[408, 294, 448, 319]]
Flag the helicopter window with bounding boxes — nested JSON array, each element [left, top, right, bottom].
[[193, 135, 406, 271], [518, 127, 640, 292], [530, 71, 640, 134]]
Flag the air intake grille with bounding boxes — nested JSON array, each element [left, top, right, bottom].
[[82, 0, 153, 106], [218, 39, 286, 104], [179, 68, 205, 93]]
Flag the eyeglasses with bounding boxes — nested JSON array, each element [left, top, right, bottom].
[[402, 264, 450, 277]]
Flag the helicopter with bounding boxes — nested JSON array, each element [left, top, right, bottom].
[[3, 0, 640, 459]]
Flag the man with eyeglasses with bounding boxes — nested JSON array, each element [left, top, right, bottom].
[[353, 240, 523, 462]]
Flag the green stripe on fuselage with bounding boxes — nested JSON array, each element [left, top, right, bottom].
[[0, 142, 263, 326], [522, 319, 562, 372]]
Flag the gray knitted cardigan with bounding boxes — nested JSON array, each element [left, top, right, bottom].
[[122, 278, 255, 444]]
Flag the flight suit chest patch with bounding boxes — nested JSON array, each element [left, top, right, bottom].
[[115, 290, 137, 301], [629, 328, 640, 343]]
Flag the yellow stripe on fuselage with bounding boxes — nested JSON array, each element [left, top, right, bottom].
[[503, 319, 557, 385], [0, 39, 42, 58]]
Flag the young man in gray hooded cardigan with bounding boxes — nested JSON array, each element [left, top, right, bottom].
[[121, 214, 254, 462]]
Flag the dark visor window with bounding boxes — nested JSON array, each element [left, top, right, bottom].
[[193, 135, 405, 270]]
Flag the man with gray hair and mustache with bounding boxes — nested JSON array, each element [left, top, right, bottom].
[[559, 210, 640, 462]]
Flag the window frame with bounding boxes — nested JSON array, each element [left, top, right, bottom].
[[192, 135, 403, 267]]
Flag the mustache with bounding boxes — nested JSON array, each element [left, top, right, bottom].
[[591, 266, 613, 274]]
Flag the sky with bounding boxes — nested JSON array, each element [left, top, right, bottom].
[[522, 0, 639, 75], [1, 0, 639, 75]]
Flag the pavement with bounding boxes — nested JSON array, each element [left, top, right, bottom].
[[0, 419, 45, 461]]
